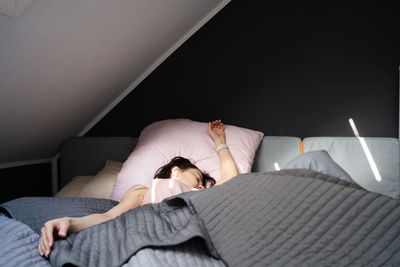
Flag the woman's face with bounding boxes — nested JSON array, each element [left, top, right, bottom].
[[171, 167, 204, 189]]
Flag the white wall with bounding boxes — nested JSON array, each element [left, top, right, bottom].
[[0, 0, 229, 166]]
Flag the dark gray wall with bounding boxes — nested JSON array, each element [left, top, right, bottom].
[[87, 0, 400, 139], [0, 163, 52, 203]]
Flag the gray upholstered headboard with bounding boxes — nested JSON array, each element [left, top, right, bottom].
[[58, 137, 135, 189], [58, 136, 400, 199], [252, 136, 400, 198]]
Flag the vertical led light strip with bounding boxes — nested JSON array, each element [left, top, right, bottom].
[[274, 162, 280, 171], [348, 118, 382, 182]]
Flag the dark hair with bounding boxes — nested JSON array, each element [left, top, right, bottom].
[[154, 156, 216, 188]]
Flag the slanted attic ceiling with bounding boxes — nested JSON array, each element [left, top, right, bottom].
[[0, 0, 230, 167]]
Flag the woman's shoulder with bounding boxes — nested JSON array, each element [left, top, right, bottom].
[[152, 178, 191, 190], [142, 178, 192, 205]]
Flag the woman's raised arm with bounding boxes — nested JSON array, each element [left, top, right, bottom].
[[208, 120, 239, 185]]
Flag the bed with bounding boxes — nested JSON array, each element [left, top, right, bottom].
[[1, 124, 400, 267]]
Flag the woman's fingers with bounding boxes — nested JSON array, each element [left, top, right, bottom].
[[43, 221, 57, 257], [210, 120, 223, 128], [213, 120, 223, 128], [208, 122, 213, 134], [57, 220, 69, 238], [41, 240, 48, 256], [38, 234, 44, 256], [44, 223, 53, 253], [40, 226, 50, 257], [39, 241, 44, 256]]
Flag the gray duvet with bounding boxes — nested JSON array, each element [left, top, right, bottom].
[[1, 169, 400, 267]]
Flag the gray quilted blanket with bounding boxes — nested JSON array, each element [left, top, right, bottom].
[[1, 169, 400, 267], [187, 169, 400, 266]]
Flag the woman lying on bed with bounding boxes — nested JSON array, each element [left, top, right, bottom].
[[38, 120, 239, 258]]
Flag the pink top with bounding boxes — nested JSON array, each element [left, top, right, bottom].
[[141, 178, 193, 205]]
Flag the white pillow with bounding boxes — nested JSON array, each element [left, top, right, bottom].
[[55, 175, 92, 198], [111, 119, 264, 201], [80, 160, 123, 199], [56, 160, 122, 199]]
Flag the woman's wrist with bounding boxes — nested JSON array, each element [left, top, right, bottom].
[[216, 143, 228, 152], [213, 138, 225, 147]]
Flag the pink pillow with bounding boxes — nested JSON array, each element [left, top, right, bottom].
[[110, 119, 264, 201]]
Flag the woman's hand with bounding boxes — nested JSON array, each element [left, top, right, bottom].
[[38, 217, 70, 258], [37, 188, 144, 258], [208, 120, 226, 146]]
